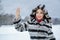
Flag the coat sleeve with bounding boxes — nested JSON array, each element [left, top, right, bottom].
[[13, 17, 28, 32], [47, 23, 56, 40]]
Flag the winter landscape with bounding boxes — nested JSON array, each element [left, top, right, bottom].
[[0, 0, 60, 40]]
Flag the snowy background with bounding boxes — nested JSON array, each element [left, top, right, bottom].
[[0, 0, 60, 40]]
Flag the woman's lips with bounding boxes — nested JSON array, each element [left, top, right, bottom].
[[37, 16, 41, 18]]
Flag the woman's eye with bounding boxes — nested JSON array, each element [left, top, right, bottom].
[[40, 12, 43, 14], [36, 11, 43, 14]]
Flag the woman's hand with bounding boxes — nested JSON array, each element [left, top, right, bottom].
[[15, 7, 20, 20]]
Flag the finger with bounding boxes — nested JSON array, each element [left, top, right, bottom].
[[16, 7, 20, 19], [16, 7, 20, 15]]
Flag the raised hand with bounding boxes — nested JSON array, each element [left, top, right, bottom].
[[15, 7, 20, 20]]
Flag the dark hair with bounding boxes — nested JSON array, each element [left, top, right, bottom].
[[30, 4, 51, 23]]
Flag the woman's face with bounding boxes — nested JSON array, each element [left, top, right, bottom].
[[36, 9, 44, 20]]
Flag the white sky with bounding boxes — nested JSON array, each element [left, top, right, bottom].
[[1, 0, 60, 18]]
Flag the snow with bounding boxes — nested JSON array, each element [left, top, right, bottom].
[[52, 25, 60, 40], [0, 25, 60, 40]]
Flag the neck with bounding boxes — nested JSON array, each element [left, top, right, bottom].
[[36, 19, 42, 23]]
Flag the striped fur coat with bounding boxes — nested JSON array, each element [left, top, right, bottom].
[[13, 16, 56, 40]]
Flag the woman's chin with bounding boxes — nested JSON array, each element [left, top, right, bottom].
[[37, 18, 42, 20]]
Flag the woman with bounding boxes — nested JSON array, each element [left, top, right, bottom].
[[13, 4, 56, 40]]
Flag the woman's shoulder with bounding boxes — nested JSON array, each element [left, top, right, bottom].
[[44, 20, 52, 26]]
